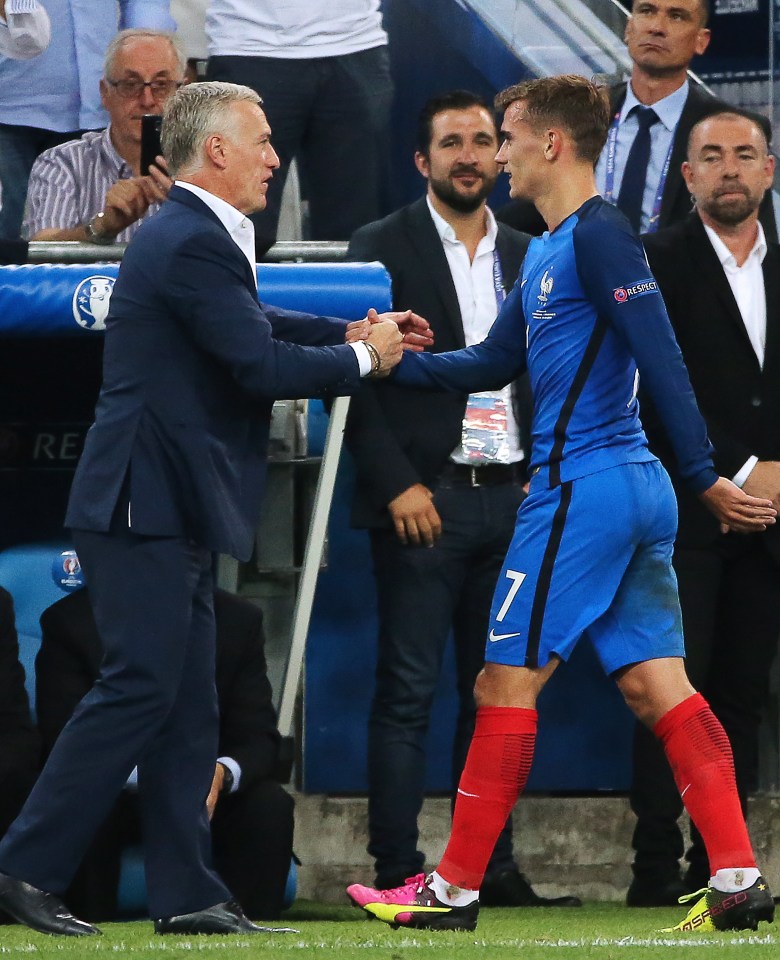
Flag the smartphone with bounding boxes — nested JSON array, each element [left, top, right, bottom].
[[140, 114, 163, 176]]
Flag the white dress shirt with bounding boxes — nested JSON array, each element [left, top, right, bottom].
[[426, 197, 523, 464], [703, 221, 767, 486]]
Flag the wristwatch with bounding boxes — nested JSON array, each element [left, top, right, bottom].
[[84, 212, 116, 244]]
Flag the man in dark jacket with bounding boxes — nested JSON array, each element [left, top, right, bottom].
[[36, 587, 294, 921], [629, 108, 780, 906], [0, 587, 39, 846]]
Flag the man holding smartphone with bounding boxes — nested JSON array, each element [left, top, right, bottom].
[[22, 28, 185, 244]]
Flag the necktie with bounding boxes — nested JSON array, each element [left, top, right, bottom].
[[616, 106, 659, 233]]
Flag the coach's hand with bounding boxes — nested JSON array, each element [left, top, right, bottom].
[[365, 319, 403, 376], [206, 763, 225, 820], [699, 476, 777, 534]]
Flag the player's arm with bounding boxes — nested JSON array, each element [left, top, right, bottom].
[[576, 217, 775, 532], [393, 279, 528, 393]]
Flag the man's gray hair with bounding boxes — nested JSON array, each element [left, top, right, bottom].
[[104, 28, 186, 80], [162, 81, 263, 176]]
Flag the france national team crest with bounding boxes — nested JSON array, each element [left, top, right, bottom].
[[72, 275, 115, 330], [538, 269, 554, 303], [613, 278, 658, 303]]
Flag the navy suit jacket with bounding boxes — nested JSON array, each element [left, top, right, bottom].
[[66, 186, 361, 560]]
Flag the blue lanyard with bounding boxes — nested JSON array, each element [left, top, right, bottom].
[[603, 108, 676, 233], [492, 248, 506, 314]]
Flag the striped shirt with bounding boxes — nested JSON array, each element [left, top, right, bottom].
[[23, 126, 162, 241]]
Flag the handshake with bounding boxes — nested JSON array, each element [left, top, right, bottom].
[[346, 308, 433, 378]]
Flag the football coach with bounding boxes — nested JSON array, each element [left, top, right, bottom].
[[0, 81, 422, 937]]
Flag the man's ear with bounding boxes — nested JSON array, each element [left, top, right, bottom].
[[695, 28, 711, 58], [544, 129, 562, 161], [414, 151, 430, 179], [681, 160, 694, 194], [205, 133, 228, 170]]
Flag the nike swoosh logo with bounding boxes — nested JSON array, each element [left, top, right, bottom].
[[488, 629, 521, 642], [520, 278, 528, 287]]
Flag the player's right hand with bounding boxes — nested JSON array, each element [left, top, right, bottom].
[[388, 483, 442, 546], [698, 476, 777, 534]]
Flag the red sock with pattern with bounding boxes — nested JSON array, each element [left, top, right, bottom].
[[654, 692, 756, 874], [438, 706, 537, 890]]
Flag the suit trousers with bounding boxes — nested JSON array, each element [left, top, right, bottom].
[[630, 533, 780, 883], [206, 47, 393, 250], [0, 523, 230, 918], [66, 778, 294, 921], [367, 476, 525, 887]]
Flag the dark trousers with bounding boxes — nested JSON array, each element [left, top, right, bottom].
[[67, 778, 294, 921], [0, 124, 79, 240], [367, 477, 525, 887], [630, 533, 780, 884], [0, 525, 230, 918], [206, 47, 393, 252]]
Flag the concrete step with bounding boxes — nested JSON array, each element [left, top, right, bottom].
[[292, 793, 780, 904]]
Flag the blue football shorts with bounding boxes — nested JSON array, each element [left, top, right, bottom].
[[485, 459, 685, 675]]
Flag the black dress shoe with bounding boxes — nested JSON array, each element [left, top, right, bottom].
[[0, 871, 100, 936], [480, 869, 582, 907], [154, 899, 299, 935], [626, 874, 690, 907]]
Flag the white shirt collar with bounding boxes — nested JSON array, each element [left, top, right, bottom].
[[702, 218, 767, 269], [175, 180, 257, 280], [622, 79, 689, 134], [176, 180, 250, 235], [426, 195, 497, 248]]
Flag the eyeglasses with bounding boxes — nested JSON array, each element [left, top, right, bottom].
[[106, 78, 183, 101]]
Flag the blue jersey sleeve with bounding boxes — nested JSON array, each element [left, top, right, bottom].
[[393, 279, 527, 391], [573, 208, 717, 494]]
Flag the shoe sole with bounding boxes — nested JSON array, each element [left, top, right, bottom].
[[393, 911, 477, 932], [714, 902, 775, 932]]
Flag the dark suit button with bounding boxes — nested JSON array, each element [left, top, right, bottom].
[[751, 396, 762, 407]]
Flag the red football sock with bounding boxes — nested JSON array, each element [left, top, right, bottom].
[[438, 706, 537, 890], [654, 692, 756, 875]]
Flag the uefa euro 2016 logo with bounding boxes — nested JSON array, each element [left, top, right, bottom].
[[52, 550, 85, 593], [72, 275, 115, 331]]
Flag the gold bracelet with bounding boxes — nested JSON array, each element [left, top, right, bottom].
[[364, 341, 382, 375]]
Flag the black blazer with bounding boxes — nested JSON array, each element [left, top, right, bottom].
[[497, 82, 777, 241], [0, 587, 39, 786], [35, 589, 283, 789], [345, 197, 531, 528], [641, 213, 780, 551]]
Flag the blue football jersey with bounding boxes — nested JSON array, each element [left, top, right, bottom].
[[395, 197, 717, 494]]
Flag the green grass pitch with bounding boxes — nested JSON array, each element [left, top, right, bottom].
[[0, 902, 776, 959]]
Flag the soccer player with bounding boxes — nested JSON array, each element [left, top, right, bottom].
[[346, 75, 776, 934]]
